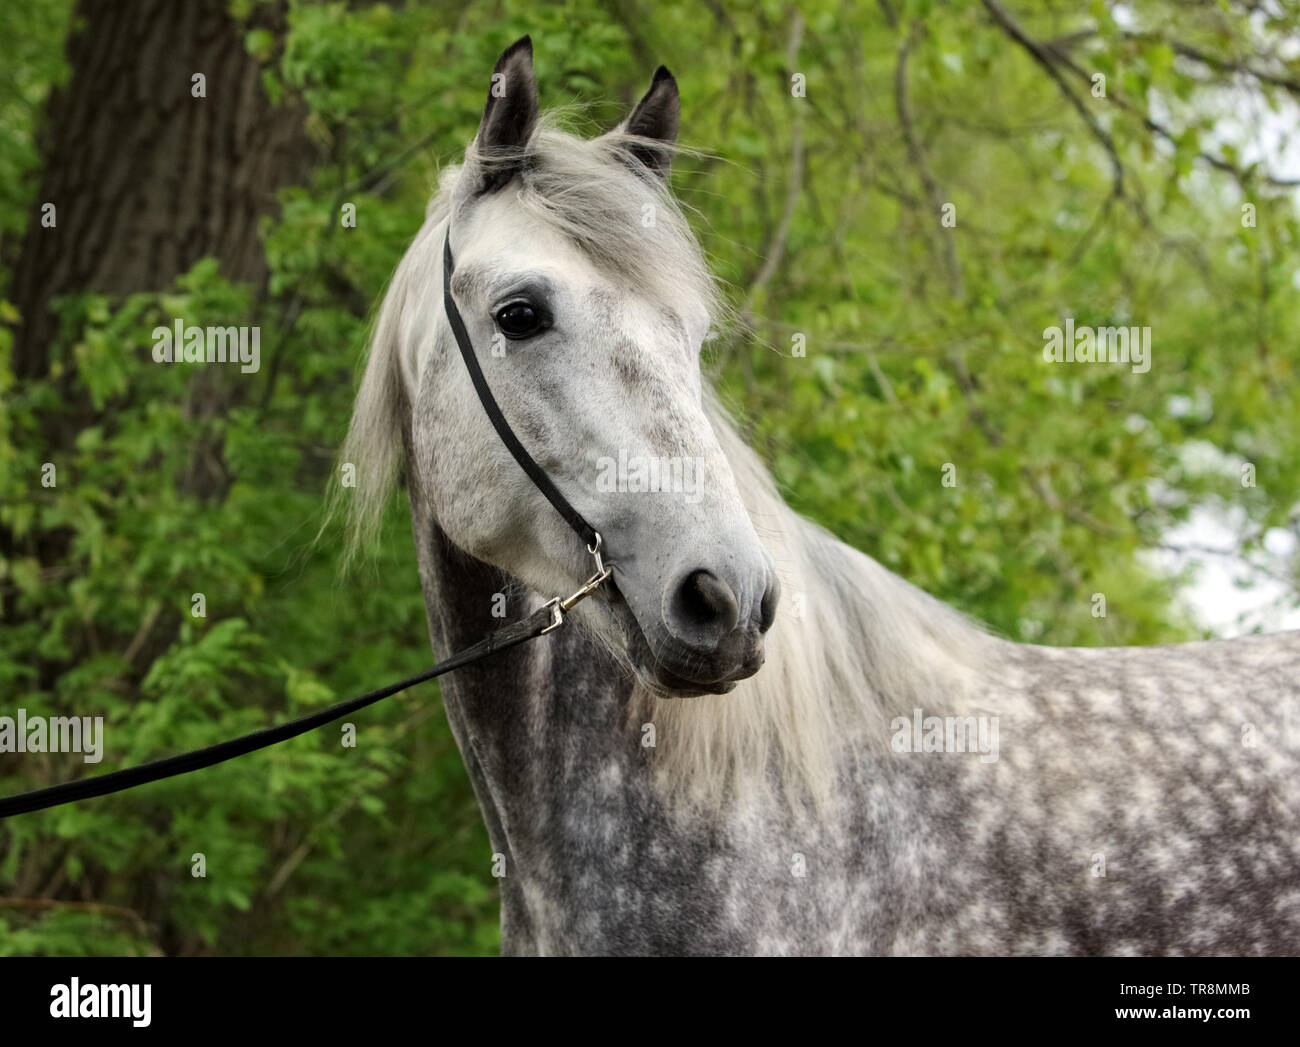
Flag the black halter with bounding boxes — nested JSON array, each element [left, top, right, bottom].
[[439, 227, 611, 632], [0, 225, 609, 819], [442, 230, 599, 551]]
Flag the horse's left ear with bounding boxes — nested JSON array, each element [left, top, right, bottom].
[[620, 66, 679, 179], [471, 35, 539, 194]]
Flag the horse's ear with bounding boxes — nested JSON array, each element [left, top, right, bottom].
[[472, 35, 539, 194], [620, 66, 679, 179]]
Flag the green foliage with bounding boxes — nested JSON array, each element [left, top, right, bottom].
[[0, 0, 72, 249], [2, 0, 1298, 955]]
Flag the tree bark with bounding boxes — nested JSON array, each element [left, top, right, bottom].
[[10, 0, 315, 378], [1, 0, 320, 957]]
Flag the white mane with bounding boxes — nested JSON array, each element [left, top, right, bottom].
[[639, 391, 997, 809]]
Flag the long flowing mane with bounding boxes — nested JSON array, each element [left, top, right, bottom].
[[652, 400, 998, 807], [340, 116, 998, 809]]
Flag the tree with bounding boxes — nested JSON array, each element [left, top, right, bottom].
[[11, 0, 314, 379]]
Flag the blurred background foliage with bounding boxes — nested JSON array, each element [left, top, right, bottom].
[[1, 0, 1298, 954]]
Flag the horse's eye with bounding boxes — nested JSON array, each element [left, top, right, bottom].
[[495, 301, 549, 339]]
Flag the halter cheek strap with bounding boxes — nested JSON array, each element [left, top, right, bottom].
[[441, 226, 611, 634], [441, 229, 599, 551]]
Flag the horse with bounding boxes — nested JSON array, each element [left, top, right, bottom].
[[340, 36, 1300, 955]]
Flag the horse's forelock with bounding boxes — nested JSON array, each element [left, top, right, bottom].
[[465, 116, 725, 327]]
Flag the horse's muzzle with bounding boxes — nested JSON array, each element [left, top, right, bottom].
[[632, 562, 778, 696]]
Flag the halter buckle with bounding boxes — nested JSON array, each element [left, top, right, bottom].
[[540, 532, 612, 635]]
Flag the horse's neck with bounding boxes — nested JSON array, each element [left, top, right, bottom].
[[411, 511, 567, 752], [409, 495, 634, 799], [407, 498, 934, 952]]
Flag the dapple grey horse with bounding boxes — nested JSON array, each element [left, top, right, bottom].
[[341, 37, 1300, 955]]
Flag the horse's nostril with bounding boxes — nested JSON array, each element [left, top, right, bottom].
[[758, 574, 780, 633], [670, 569, 740, 638]]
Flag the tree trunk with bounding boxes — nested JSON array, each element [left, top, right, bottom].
[[1, 0, 320, 958], [10, 0, 315, 378]]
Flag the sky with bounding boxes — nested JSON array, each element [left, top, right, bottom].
[[1142, 31, 1300, 639], [1147, 508, 1300, 637]]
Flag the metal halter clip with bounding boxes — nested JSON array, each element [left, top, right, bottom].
[[541, 533, 613, 634]]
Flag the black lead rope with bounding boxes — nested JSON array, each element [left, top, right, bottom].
[[0, 225, 610, 820], [0, 604, 559, 820]]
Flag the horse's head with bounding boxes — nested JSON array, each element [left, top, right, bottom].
[[365, 37, 778, 698]]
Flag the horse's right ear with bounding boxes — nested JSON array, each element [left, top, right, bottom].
[[470, 35, 539, 194], [619, 66, 680, 179]]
